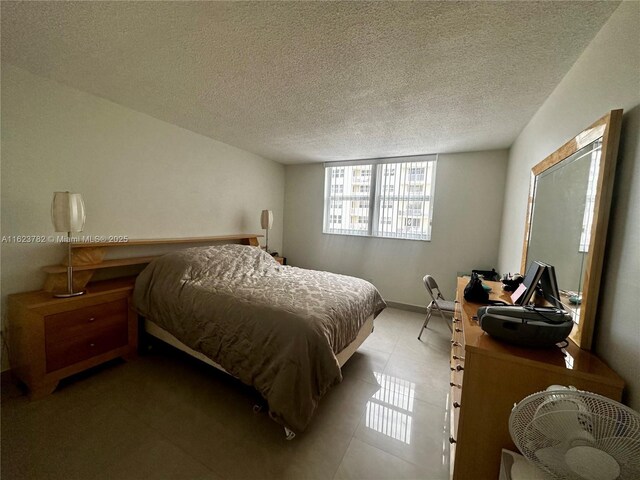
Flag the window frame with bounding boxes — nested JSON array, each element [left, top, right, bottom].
[[323, 154, 438, 241]]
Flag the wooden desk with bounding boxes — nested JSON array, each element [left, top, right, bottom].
[[449, 278, 624, 480]]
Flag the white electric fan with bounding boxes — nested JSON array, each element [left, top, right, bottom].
[[509, 386, 640, 479]]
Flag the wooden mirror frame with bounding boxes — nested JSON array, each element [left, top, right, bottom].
[[521, 109, 623, 350]]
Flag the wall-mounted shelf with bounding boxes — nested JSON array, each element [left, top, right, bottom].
[[41, 256, 159, 273], [43, 233, 263, 292], [70, 234, 263, 249]]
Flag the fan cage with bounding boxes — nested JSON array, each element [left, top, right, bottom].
[[509, 389, 640, 480]]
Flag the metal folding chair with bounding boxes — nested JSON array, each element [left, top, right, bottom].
[[418, 275, 455, 340]]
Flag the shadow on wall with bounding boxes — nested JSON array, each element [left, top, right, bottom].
[[594, 103, 640, 409]]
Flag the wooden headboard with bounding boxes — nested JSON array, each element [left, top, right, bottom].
[[42, 234, 262, 292]]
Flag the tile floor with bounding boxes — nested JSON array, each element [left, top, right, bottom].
[[1, 308, 452, 480]]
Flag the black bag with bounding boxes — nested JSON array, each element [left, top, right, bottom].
[[464, 272, 489, 303]]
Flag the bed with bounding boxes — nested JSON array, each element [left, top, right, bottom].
[[133, 244, 386, 437]]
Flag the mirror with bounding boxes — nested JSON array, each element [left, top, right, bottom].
[[521, 110, 622, 350], [527, 140, 601, 307]]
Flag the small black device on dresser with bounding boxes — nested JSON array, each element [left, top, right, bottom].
[[463, 272, 488, 303], [472, 268, 500, 282], [500, 272, 524, 292]]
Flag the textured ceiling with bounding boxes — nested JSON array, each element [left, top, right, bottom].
[[1, 1, 619, 164]]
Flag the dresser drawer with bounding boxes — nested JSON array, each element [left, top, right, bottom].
[[44, 299, 127, 343], [44, 298, 129, 372]]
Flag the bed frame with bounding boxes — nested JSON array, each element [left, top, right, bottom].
[[143, 315, 374, 440], [42, 233, 375, 440], [145, 315, 374, 371]]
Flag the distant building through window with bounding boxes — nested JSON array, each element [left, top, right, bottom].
[[579, 141, 601, 253], [323, 155, 437, 240]]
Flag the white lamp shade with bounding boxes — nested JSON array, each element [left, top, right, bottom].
[[51, 192, 86, 232], [261, 210, 273, 230]]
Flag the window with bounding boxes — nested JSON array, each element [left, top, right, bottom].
[[349, 184, 368, 194], [331, 168, 345, 178], [351, 200, 369, 209], [579, 141, 601, 253], [323, 155, 437, 240], [408, 167, 426, 182]]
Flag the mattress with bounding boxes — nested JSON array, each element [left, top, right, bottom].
[[133, 244, 386, 432]]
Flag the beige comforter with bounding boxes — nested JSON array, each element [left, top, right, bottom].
[[133, 244, 386, 433]]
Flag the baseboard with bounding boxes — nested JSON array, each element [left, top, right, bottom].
[[385, 301, 427, 314]]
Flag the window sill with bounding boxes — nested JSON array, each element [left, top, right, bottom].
[[321, 231, 431, 242]]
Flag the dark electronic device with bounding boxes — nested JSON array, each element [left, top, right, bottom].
[[513, 261, 547, 306], [513, 261, 563, 308], [478, 261, 573, 348], [472, 268, 500, 282], [538, 263, 562, 309], [477, 305, 573, 348], [501, 273, 524, 292]]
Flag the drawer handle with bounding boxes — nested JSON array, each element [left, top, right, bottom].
[[452, 355, 465, 361], [449, 382, 461, 388], [450, 365, 464, 372], [453, 402, 461, 409], [88, 317, 96, 322], [453, 318, 460, 323], [449, 436, 457, 444], [89, 343, 96, 348], [451, 341, 462, 347], [455, 328, 463, 333]]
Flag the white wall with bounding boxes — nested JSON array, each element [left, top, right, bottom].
[[497, 1, 640, 409], [283, 150, 509, 306], [1, 65, 285, 369]]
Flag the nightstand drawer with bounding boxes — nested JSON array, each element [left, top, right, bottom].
[[44, 299, 127, 343], [45, 320, 128, 372]]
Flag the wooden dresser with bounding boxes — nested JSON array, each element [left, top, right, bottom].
[[7, 277, 138, 399], [449, 277, 624, 480]]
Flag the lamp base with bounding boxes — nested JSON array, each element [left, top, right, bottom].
[[53, 290, 86, 298]]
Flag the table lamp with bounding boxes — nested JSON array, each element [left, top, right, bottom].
[[51, 191, 86, 297]]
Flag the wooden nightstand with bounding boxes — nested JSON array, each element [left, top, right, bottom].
[[7, 277, 138, 399], [273, 256, 286, 265]]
